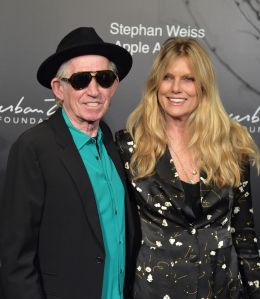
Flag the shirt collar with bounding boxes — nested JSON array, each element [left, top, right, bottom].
[[62, 108, 103, 150]]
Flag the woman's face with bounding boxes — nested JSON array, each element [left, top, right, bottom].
[[157, 56, 199, 124]]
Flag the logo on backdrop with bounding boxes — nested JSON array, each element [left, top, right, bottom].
[[229, 106, 260, 134], [0, 97, 57, 125], [1, 97, 259, 135], [110, 22, 206, 55]]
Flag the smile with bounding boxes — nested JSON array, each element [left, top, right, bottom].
[[168, 98, 186, 103], [83, 102, 101, 107]]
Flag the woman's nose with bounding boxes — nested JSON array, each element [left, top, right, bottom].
[[171, 79, 181, 93]]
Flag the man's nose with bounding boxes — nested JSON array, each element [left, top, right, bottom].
[[86, 77, 99, 96]]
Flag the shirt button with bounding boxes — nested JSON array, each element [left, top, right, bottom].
[[96, 256, 103, 264], [115, 210, 118, 215]]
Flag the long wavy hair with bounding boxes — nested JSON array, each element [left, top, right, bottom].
[[127, 37, 259, 187]]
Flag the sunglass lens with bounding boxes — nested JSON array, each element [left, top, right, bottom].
[[68, 71, 117, 90], [96, 71, 117, 88], [70, 73, 92, 90]]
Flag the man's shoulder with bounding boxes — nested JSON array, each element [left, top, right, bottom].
[[11, 117, 55, 152], [14, 109, 62, 144], [20, 118, 50, 137]]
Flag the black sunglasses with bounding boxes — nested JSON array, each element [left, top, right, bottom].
[[60, 70, 117, 90]]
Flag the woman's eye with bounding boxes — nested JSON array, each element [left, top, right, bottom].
[[163, 74, 172, 80], [184, 76, 195, 81]]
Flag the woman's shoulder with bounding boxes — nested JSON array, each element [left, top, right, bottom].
[[115, 129, 135, 156], [115, 129, 133, 143]]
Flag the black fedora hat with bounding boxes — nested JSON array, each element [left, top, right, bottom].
[[37, 27, 132, 89]]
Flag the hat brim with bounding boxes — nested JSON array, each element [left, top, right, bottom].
[[37, 43, 132, 89]]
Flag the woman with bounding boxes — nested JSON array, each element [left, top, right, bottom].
[[116, 37, 260, 299]]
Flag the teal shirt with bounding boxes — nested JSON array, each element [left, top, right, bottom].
[[62, 109, 126, 299]]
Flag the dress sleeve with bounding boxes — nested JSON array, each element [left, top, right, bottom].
[[231, 163, 260, 298], [0, 136, 46, 299]]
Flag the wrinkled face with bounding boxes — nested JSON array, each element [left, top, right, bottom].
[[51, 55, 118, 129], [158, 56, 199, 124]]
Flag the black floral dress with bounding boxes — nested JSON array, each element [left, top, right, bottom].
[[116, 130, 260, 299]]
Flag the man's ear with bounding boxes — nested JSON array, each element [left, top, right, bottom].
[[51, 78, 65, 100]]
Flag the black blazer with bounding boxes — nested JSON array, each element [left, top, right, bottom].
[[116, 129, 260, 299], [0, 109, 136, 299]]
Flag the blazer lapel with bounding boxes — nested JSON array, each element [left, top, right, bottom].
[[101, 122, 126, 180], [101, 122, 135, 245], [156, 147, 183, 192], [200, 173, 213, 211], [199, 173, 230, 222], [48, 109, 104, 249], [155, 149, 230, 225], [155, 148, 191, 226]]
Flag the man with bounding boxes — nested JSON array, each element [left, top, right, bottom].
[[0, 27, 136, 299]]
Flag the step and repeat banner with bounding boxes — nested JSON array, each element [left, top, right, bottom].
[[0, 0, 259, 238]]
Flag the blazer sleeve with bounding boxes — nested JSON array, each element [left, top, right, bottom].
[[0, 136, 46, 299], [231, 164, 260, 298]]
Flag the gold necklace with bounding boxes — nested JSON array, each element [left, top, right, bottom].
[[168, 143, 198, 184]]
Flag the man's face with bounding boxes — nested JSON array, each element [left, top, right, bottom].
[[52, 55, 118, 131]]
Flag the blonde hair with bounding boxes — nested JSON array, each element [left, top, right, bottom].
[[127, 37, 260, 187]]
